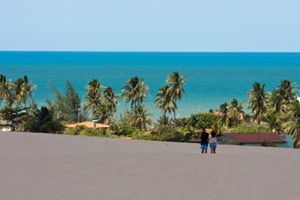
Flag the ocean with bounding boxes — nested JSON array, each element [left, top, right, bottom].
[[0, 51, 300, 118]]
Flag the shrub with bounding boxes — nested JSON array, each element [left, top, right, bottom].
[[64, 126, 108, 137], [178, 112, 218, 130], [110, 123, 140, 136], [79, 128, 102, 137], [131, 132, 162, 141], [230, 123, 270, 133], [156, 126, 188, 142], [64, 126, 85, 135], [161, 130, 184, 142], [23, 106, 64, 134]]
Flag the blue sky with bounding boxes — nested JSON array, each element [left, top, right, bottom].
[[0, 0, 299, 52]]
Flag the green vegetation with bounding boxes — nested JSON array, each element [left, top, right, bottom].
[[0, 75, 35, 130], [64, 125, 110, 137], [212, 80, 300, 146], [1, 72, 300, 147], [178, 113, 217, 130], [248, 82, 266, 124], [122, 76, 149, 109], [121, 77, 150, 131], [216, 98, 244, 128], [84, 79, 118, 123], [47, 81, 81, 122], [23, 106, 64, 133], [228, 123, 270, 134], [155, 72, 186, 125]]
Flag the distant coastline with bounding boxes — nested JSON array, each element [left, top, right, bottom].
[[1, 50, 300, 53]]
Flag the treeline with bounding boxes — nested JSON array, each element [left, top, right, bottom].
[[0, 72, 186, 132], [215, 80, 300, 138], [1, 73, 300, 146], [210, 80, 300, 145]]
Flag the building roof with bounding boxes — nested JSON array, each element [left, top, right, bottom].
[[65, 121, 110, 129], [223, 133, 286, 144]]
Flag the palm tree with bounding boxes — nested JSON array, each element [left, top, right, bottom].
[[165, 72, 186, 121], [264, 112, 282, 134], [263, 111, 282, 134], [156, 115, 172, 127], [283, 101, 300, 146], [13, 76, 35, 107], [227, 98, 244, 128], [84, 79, 105, 118], [155, 85, 176, 124], [278, 80, 296, 103], [5, 80, 16, 108], [102, 87, 118, 124], [248, 82, 266, 124], [13, 78, 24, 107], [0, 74, 8, 105], [122, 77, 150, 129], [122, 77, 149, 109], [166, 72, 186, 99], [129, 104, 151, 131], [268, 80, 296, 113], [268, 90, 284, 113], [20, 76, 35, 107], [217, 102, 228, 128]]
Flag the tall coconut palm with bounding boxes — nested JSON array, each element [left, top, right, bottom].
[[84, 79, 105, 118], [268, 80, 296, 113], [217, 102, 228, 128], [13, 78, 24, 107], [13, 76, 35, 107], [166, 72, 186, 121], [227, 98, 244, 128], [278, 80, 296, 103], [166, 72, 186, 100], [0, 75, 34, 108], [122, 77, 149, 109], [248, 82, 266, 124], [155, 85, 176, 123], [102, 87, 118, 123], [20, 76, 35, 107]]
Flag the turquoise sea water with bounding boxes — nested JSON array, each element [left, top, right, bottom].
[[0, 51, 300, 117]]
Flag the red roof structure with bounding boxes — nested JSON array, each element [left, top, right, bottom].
[[223, 133, 285, 144]]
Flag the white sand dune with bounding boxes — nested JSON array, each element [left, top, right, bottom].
[[0, 132, 300, 200]]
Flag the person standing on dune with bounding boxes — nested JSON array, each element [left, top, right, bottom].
[[209, 130, 218, 154], [200, 128, 209, 154]]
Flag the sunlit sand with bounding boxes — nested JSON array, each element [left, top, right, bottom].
[[0, 132, 299, 200]]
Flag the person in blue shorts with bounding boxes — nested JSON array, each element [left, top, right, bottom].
[[200, 128, 209, 154], [209, 130, 218, 154]]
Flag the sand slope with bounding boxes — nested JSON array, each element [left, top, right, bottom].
[[0, 132, 300, 200]]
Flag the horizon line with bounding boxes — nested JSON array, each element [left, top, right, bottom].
[[0, 50, 300, 53]]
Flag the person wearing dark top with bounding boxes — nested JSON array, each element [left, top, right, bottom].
[[200, 128, 209, 154]]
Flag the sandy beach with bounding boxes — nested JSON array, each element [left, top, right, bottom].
[[1, 132, 300, 200]]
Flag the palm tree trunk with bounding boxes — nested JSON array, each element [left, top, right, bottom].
[[173, 110, 176, 126], [163, 111, 167, 125], [143, 121, 147, 131]]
